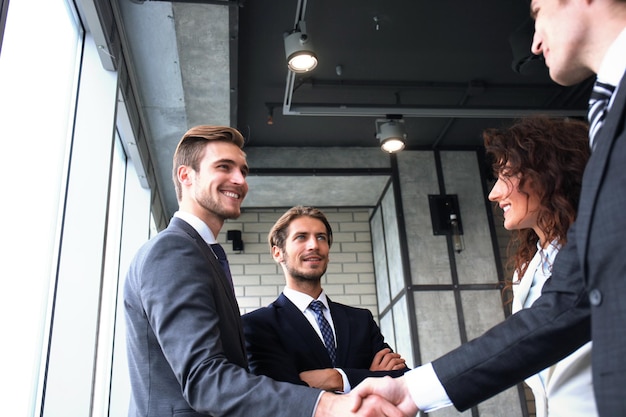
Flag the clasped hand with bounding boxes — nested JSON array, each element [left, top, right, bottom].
[[350, 375, 419, 417]]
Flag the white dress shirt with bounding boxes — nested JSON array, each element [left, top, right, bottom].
[[282, 287, 353, 392], [173, 210, 218, 245], [596, 27, 626, 105], [511, 241, 596, 417]]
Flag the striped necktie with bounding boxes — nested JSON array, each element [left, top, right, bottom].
[[309, 300, 337, 366], [588, 80, 616, 150]]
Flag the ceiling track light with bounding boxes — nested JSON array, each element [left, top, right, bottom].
[[284, 21, 318, 73], [376, 118, 407, 153]]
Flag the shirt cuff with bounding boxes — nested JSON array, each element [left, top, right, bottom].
[[405, 363, 452, 413], [336, 368, 351, 393]]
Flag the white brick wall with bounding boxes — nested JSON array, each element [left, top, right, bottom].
[[219, 207, 379, 320]]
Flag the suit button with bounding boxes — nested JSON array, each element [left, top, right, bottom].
[[589, 289, 602, 306]]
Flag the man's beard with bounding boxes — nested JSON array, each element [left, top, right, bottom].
[[196, 187, 241, 220], [283, 255, 326, 283]]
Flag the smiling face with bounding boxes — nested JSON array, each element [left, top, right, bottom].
[[530, 0, 594, 85], [179, 140, 249, 230], [273, 216, 330, 288], [489, 169, 543, 242]]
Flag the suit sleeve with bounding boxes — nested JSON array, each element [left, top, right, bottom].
[[431, 221, 591, 411], [135, 231, 321, 417], [340, 308, 409, 387], [242, 310, 309, 386]]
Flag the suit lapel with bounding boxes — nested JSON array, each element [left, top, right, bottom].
[[169, 217, 247, 353], [578, 71, 626, 281], [327, 298, 350, 365], [170, 218, 237, 303], [275, 294, 334, 367]]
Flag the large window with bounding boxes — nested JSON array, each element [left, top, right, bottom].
[[0, 0, 82, 414], [0, 1, 152, 415]]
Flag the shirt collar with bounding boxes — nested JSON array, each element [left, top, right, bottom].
[[597, 27, 626, 88], [283, 286, 329, 313], [173, 210, 217, 245], [537, 238, 561, 264]]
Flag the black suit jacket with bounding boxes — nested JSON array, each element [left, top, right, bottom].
[[124, 217, 321, 417], [242, 293, 407, 389], [431, 69, 626, 417]]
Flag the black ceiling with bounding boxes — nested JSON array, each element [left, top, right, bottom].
[[234, 0, 593, 150], [113, 0, 595, 216]]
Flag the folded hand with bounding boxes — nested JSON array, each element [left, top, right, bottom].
[[369, 348, 407, 371]]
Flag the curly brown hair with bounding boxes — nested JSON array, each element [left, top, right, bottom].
[[484, 116, 590, 283]]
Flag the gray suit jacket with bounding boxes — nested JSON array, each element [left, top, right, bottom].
[[431, 70, 626, 417], [124, 217, 321, 417]]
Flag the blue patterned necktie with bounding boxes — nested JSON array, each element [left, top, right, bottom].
[[211, 243, 234, 292], [309, 300, 337, 366], [588, 80, 616, 150]]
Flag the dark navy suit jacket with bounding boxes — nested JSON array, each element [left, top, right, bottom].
[[242, 293, 407, 389]]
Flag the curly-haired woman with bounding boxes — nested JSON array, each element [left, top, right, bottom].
[[485, 116, 595, 417]]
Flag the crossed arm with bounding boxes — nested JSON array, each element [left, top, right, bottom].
[[300, 347, 407, 391]]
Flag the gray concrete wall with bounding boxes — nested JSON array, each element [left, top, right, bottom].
[[233, 146, 525, 416], [393, 150, 522, 417]]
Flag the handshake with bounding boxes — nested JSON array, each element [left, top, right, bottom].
[[316, 375, 419, 417]]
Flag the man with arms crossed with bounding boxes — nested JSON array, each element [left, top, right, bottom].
[[243, 206, 407, 393]]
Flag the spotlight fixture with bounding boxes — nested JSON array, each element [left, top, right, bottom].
[[375, 118, 407, 153], [284, 21, 318, 73]]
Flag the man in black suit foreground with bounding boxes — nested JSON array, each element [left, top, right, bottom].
[[243, 206, 407, 393], [351, 1, 626, 416], [124, 126, 404, 417]]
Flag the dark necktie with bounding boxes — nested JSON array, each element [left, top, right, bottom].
[[309, 300, 337, 366], [588, 80, 616, 150], [211, 243, 234, 292]]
